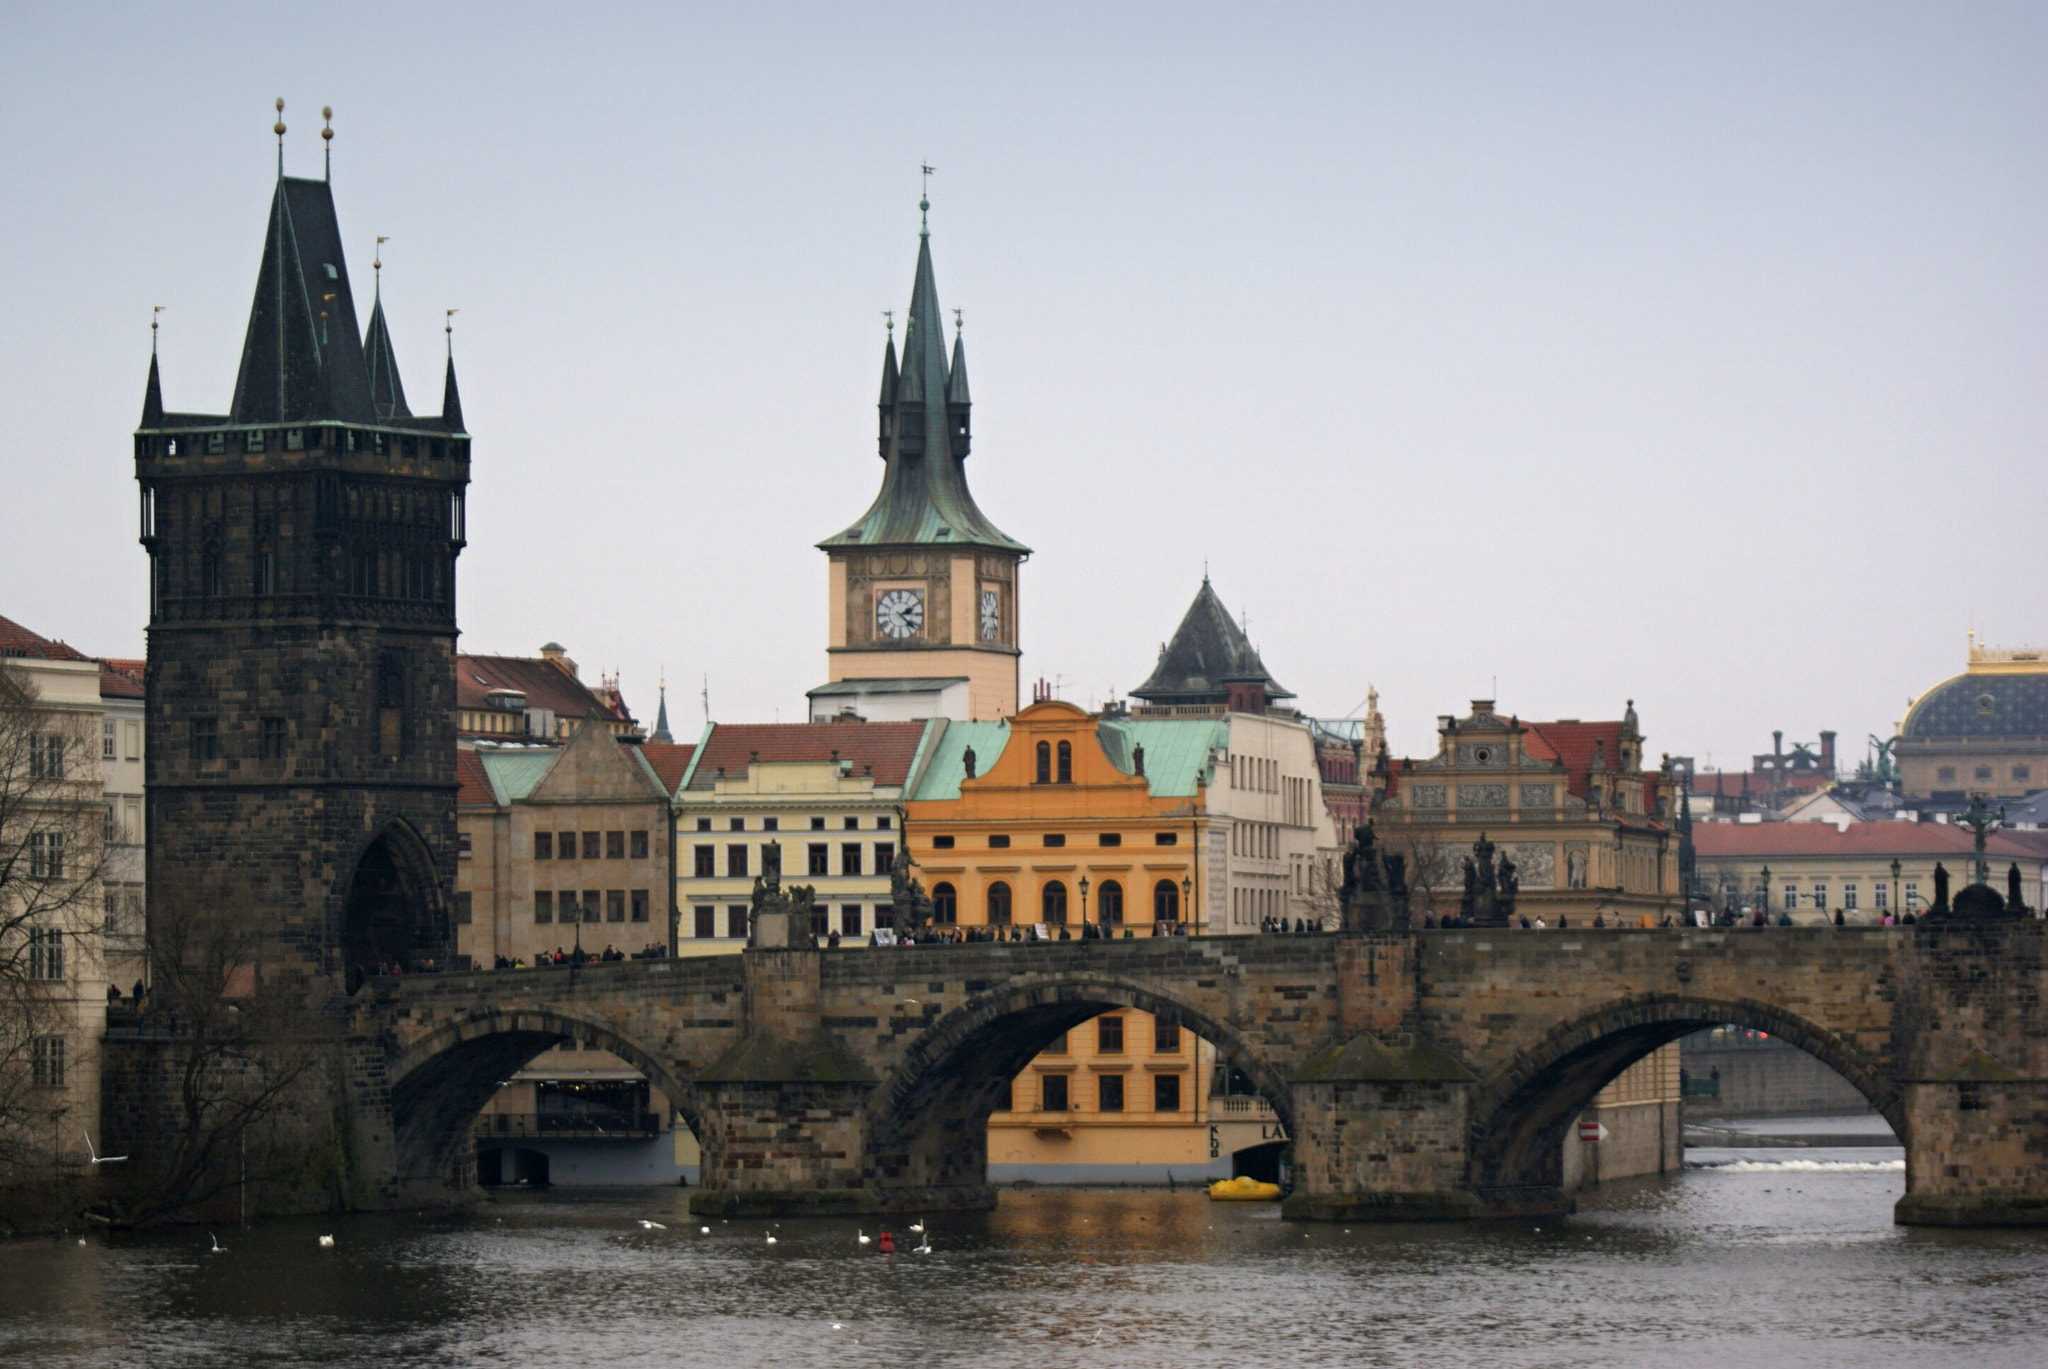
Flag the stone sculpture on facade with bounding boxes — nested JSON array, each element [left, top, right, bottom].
[[1339, 821, 1410, 931], [746, 839, 819, 948], [889, 847, 935, 938], [1457, 832, 1514, 926]]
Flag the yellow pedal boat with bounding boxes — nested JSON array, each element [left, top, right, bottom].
[[1207, 1176, 1283, 1201]]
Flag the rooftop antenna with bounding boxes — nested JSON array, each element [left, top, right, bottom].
[[701, 673, 710, 726], [920, 163, 934, 237], [151, 305, 164, 355], [273, 98, 286, 177], [321, 106, 333, 180]]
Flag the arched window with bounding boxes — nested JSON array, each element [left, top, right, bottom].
[[932, 881, 958, 926], [1056, 740, 1073, 784], [987, 881, 1012, 925], [1041, 880, 1067, 924], [1035, 741, 1051, 784], [1097, 879, 1123, 925], [1153, 879, 1180, 924]]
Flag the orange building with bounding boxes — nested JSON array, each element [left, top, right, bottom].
[[907, 701, 1247, 1179]]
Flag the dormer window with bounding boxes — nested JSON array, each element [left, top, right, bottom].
[[285, 429, 304, 451], [245, 430, 265, 453], [207, 432, 226, 454]]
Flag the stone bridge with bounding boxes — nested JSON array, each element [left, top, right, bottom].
[[344, 923, 2048, 1226]]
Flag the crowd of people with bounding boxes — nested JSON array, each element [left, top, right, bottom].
[[856, 919, 1192, 948], [490, 943, 669, 969]]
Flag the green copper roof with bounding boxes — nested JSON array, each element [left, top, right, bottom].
[[909, 720, 1010, 800], [819, 228, 1027, 555], [479, 749, 561, 803], [1096, 718, 1225, 799]]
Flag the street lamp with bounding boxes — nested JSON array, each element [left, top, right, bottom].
[[1759, 865, 1771, 927], [1891, 858, 1903, 925], [1181, 875, 1193, 936], [1078, 876, 1090, 935]]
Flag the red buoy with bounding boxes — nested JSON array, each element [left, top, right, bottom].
[[877, 1231, 895, 1253]]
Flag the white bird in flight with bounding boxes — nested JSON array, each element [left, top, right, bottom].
[[82, 1130, 126, 1165], [638, 1220, 666, 1230], [318, 1235, 335, 1248]]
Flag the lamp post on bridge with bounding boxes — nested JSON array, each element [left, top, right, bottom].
[[1079, 876, 1090, 938], [1891, 858, 1903, 927]]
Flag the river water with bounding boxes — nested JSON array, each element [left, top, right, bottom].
[[3, 1139, 2044, 1368]]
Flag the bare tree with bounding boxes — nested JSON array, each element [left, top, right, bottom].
[[1391, 830, 1457, 921], [0, 663, 109, 1214], [1301, 851, 1344, 930]]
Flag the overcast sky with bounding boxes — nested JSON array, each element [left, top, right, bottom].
[[3, 3, 2042, 768]]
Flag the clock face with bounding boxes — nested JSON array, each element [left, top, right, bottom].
[[980, 588, 1001, 642], [876, 588, 924, 639]]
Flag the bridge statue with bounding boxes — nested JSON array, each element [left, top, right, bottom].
[[746, 840, 818, 948], [1340, 822, 1409, 931], [889, 848, 934, 938]]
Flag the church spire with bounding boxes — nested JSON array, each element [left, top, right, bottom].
[[362, 240, 410, 420], [819, 202, 1025, 555], [946, 311, 970, 407], [141, 352, 164, 427], [650, 678, 674, 744]]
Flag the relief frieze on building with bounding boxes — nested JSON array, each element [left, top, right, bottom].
[[1518, 783, 1555, 810], [1408, 783, 1447, 810], [1457, 783, 1509, 809], [1499, 842, 1557, 890], [1455, 742, 1510, 767]]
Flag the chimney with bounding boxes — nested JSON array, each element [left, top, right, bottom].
[[1819, 730, 1837, 774], [1772, 730, 1783, 759]]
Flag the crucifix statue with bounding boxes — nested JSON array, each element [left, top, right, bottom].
[[1956, 793, 2006, 886]]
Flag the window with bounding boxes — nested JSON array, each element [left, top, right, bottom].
[[841, 843, 862, 876], [559, 889, 580, 923], [607, 890, 626, 922], [246, 429, 265, 453], [807, 843, 829, 876], [727, 845, 749, 878], [582, 832, 601, 860], [1154, 1073, 1182, 1112], [1042, 880, 1067, 924], [1875, 882, 1890, 910], [1975, 767, 1993, 782], [1041, 1073, 1068, 1112], [630, 830, 649, 859], [256, 546, 275, 596], [1057, 740, 1073, 783], [536, 832, 554, 860], [31, 1037, 64, 1089], [843, 816, 860, 831], [1046, 1032, 1068, 1054], [1043, 834, 1066, 848], [1098, 833, 1121, 847], [559, 830, 577, 858], [1812, 883, 1828, 912], [259, 717, 288, 760], [687, 845, 712, 878], [730, 818, 747, 832], [694, 906, 715, 938], [876, 841, 895, 872], [629, 890, 649, 923], [697, 818, 713, 832], [1098, 1074, 1124, 1112], [1843, 884, 1858, 911], [581, 890, 601, 924], [877, 816, 891, 830], [28, 929, 63, 980], [988, 881, 1013, 925], [2016, 766, 2032, 782], [102, 719, 117, 760], [1905, 882, 1921, 909], [841, 904, 862, 936], [727, 905, 749, 938], [932, 882, 957, 925], [811, 816, 826, 830], [932, 835, 955, 849], [762, 817, 779, 833], [1154, 879, 1180, 922], [1098, 879, 1123, 924], [104, 892, 120, 934], [1097, 1016, 1123, 1053], [453, 892, 473, 926], [1035, 741, 1052, 784], [988, 834, 1011, 849], [183, 718, 213, 763], [28, 833, 63, 881], [375, 655, 406, 758], [1783, 884, 1799, 912], [1938, 767, 1957, 783], [606, 831, 626, 860], [535, 891, 554, 923], [1155, 1019, 1180, 1053], [1154, 832, 1178, 846], [457, 832, 473, 860]]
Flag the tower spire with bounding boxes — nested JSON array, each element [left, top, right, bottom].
[[274, 98, 285, 178], [141, 307, 164, 427], [362, 238, 409, 420], [441, 309, 465, 433], [322, 106, 333, 181]]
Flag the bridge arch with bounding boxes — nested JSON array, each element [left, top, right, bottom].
[[1466, 993, 1902, 1198], [388, 1008, 700, 1185], [865, 973, 1295, 1203]]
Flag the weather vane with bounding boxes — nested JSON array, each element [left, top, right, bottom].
[[445, 308, 458, 355], [151, 305, 164, 353], [882, 309, 894, 337], [920, 163, 934, 235]]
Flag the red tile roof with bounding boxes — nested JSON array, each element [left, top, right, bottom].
[[456, 749, 495, 808], [685, 720, 929, 792], [0, 612, 91, 662], [635, 742, 696, 794], [99, 659, 145, 700], [1692, 822, 2048, 861], [455, 654, 631, 726], [1520, 720, 1629, 800]]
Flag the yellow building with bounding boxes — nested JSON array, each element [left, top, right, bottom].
[[907, 700, 1244, 1177], [811, 207, 1028, 723]]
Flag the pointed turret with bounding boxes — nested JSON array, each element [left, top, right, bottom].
[[140, 353, 164, 427], [441, 355, 465, 434], [820, 219, 1025, 553], [362, 294, 410, 420], [650, 685, 674, 744], [876, 331, 899, 456], [229, 175, 374, 425], [946, 325, 971, 406], [1132, 577, 1294, 713]]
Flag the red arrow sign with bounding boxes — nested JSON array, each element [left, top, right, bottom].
[[1578, 1119, 1609, 1143]]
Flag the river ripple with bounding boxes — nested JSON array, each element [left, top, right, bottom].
[[1, 1145, 2042, 1368]]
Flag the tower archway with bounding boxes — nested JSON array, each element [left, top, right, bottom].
[[341, 820, 445, 991]]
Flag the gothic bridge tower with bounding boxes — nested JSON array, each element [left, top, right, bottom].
[[812, 197, 1029, 723], [136, 123, 468, 989]]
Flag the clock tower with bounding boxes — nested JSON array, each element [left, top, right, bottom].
[[811, 202, 1028, 723]]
